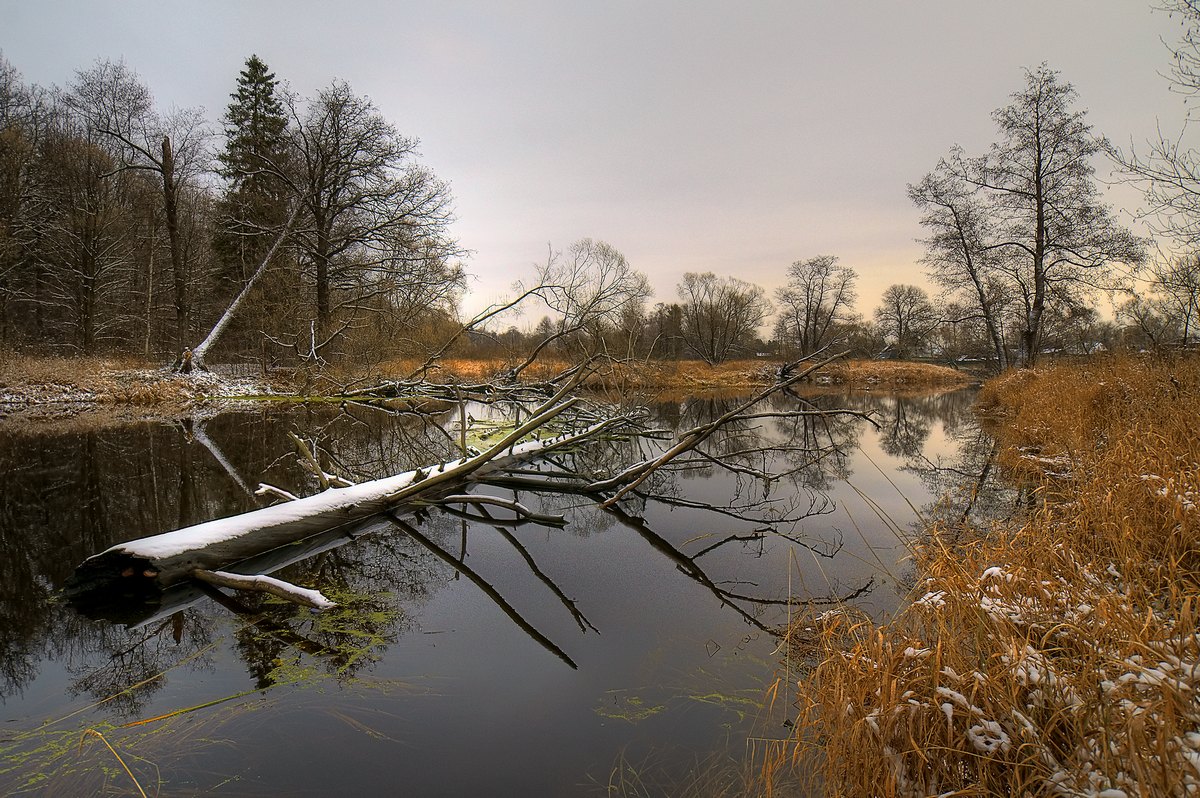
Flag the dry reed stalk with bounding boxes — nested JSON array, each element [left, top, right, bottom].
[[79, 728, 148, 798], [792, 355, 1200, 796]]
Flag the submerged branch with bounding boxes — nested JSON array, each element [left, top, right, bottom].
[[389, 514, 579, 669], [590, 350, 848, 504], [191, 569, 336, 610], [435, 494, 567, 527]]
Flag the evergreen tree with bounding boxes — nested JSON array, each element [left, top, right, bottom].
[[215, 55, 288, 285], [212, 55, 291, 357]]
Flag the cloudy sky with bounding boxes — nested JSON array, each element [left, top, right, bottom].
[[0, 1, 1190, 321]]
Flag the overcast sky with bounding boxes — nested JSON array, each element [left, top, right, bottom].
[[0, 1, 1190, 321]]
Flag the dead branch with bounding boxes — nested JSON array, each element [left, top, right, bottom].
[[435, 494, 566, 527], [191, 569, 336, 610], [589, 350, 848, 504]]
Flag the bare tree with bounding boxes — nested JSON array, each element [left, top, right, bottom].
[[909, 166, 1011, 369], [873, 284, 939, 359], [505, 239, 650, 378], [773, 255, 858, 357], [922, 65, 1143, 366], [68, 59, 211, 355], [1150, 254, 1200, 342], [276, 81, 463, 361], [1116, 253, 1200, 348], [646, 302, 684, 359], [35, 122, 135, 352], [0, 53, 37, 343], [677, 272, 770, 365], [1110, 1, 1200, 248]]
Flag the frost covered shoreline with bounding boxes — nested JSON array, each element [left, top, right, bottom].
[[0, 356, 275, 411]]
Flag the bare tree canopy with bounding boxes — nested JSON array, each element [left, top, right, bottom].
[[1116, 253, 1200, 349], [677, 271, 770, 365], [909, 167, 1010, 369], [276, 80, 464, 360], [1109, 2, 1200, 249], [915, 64, 1144, 367], [873, 284, 938, 359], [67, 59, 211, 353], [773, 255, 858, 358], [505, 238, 651, 377]]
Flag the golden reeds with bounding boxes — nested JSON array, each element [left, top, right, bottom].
[[792, 354, 1200, 796], [818, 360, 974, 388]]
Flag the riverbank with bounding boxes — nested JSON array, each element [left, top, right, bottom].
[[789, 355, 1200, 796], [0, 353, 972, 414]]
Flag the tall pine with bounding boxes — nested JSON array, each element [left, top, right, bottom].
[[212, 55, 291, 358]]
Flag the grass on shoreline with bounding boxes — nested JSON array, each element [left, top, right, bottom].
[[0, 353, 971, 408], [789, 355, 1200, 796]]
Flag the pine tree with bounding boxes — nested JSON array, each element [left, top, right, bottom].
[[211, 55, 291, 357], [215, 55, 288, 283]]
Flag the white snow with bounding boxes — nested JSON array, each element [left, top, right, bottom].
[[206, 570, 336, 609], [914, 590, 947, 608], [966, 719, 1010, 755], [980, 566, 1012, 582], [108, 463, 427, 559], [97, 428, 593, 562]]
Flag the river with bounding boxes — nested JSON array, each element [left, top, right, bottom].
[[0, 387, 996, 795]]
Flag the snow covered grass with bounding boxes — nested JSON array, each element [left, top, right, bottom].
[[0, 353, 273, 407], [790, 355, 1200, 796]]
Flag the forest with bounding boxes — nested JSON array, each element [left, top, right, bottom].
[[2, 49, 1196, 380]]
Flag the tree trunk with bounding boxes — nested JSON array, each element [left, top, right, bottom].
[[67, 388, 589, 595], [161, 135, 188, 352], [314, 219, 331, 349]]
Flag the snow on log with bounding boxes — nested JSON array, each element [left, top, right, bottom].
[[65, 407, 619, 597], [72, 516, 393, 628]]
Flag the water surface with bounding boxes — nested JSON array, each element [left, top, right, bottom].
[[0, 387, 992, 795]]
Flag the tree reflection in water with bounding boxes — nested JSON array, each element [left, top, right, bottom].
[[0, 387, 1004, 795]]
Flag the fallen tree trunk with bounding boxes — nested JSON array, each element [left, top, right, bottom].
[[67, 351, 863, 622], [69, 514, 393, 627], [66, 382, 632, 598]]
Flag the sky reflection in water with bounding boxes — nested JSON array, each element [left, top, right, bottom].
[[0, 387, 998, 795]]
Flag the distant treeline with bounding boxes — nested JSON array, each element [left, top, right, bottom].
[[1, 52, 1195, 372]]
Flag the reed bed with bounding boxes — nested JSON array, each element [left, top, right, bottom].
[[817, 360, 974, 388], [790, 355, 1200, 797]]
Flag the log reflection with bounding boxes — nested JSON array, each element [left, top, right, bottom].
[[0, 387, 973, 702]]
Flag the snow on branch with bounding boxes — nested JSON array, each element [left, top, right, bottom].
[[192, 568, 336, 610]]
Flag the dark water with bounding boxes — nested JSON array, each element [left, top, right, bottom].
[[0, 388, 995, 796]]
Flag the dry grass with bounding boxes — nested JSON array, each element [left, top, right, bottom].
[[369, 356, 779, 390], [817, 359, 975, 388], [390, 357, 973, 391], [0, 353, 145, 388], [790, 354, 1200, 796], [0, 352, 275, 410], [1, 353, 972, 409]]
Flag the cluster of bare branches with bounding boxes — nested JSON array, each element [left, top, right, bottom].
[[911, 65, 1145, 369]]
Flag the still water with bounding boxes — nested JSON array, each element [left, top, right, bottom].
[[0, 388, 991, 795]]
